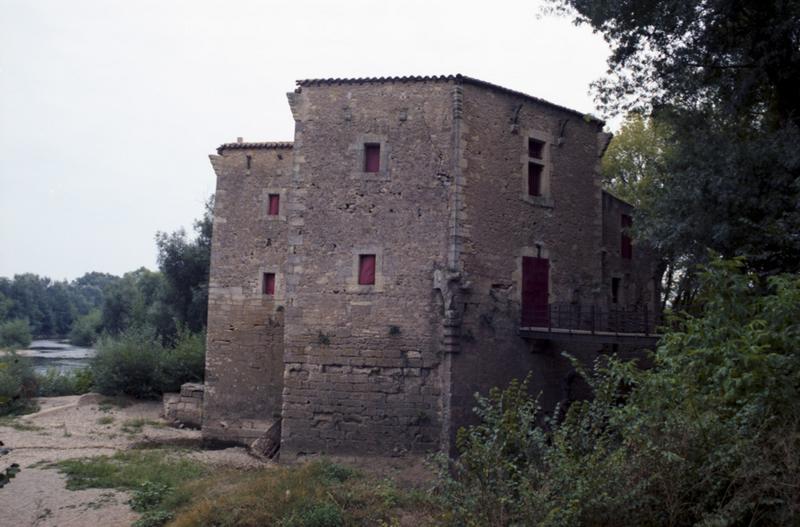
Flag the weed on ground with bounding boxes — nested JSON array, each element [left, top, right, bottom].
[[0, 416, 43, 432], [52, 452, 441, 527], [120, 418, 164, 435]]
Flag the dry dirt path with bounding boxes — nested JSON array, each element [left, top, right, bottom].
[[0, 395, 263, 527]]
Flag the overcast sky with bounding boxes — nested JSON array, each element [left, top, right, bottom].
[[0, 0, 611, 281]]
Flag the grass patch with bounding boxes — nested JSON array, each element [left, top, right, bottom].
[[53, 452, 440, 527], [0, 415, 43, 432], [96, 416, 115, 426], [169, 459, 441, 527], [121, 418, 164, 435], [54, 449, 210, 526], [54, 449, 208, 491]]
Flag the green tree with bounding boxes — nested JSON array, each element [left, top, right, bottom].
[[548, 0, 800, 126], [601, 114, 704, 309], [0, 319, 33, 350], [101, 269, 174, 339], [601, 114, 669, 207], [0, 292, 12, 321], [155, 195, 213, 333], [69, 309, 102, 347], [549, 0, 800, 277], [440, 259, 800, 526]]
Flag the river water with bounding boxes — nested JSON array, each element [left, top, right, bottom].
[[19, 339, 95, 374]]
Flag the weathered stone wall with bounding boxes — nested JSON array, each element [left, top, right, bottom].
[[601, 190, 661, 313], [202, 76, 663, 456], [203, 144, 292, 444], [280, 80, 457, 457], [446, 84, 608, 445]]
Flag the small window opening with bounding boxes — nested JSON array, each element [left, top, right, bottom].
[[528, 138, 545, 159], [358, 254, 376, 285], [621, 214, 633, 259], [612, 277, 621, 304], [268, 194, 280, 216], [262, 273, 276, 295], [364, 143, 380, 173], [246, 155, 252, 169], [528, 162, 543, 196]]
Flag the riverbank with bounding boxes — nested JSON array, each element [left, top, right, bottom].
[[0, 395, 440, 526], [0, 394, 260, 527]]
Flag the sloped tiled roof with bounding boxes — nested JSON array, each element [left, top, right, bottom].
[[296, 74, 602, 124], [216, 141, 293, 155]]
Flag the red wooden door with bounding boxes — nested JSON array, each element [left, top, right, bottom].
[[522, 256, 549, 327]]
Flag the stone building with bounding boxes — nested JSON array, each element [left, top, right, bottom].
[[204, 75, 660, 457]]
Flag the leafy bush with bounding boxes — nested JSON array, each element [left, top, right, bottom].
[[91, 329, 166, 399], [160, 329, 205, 393], [90, 327, 205, 398], [0, 319, 32, 350], [438, 258, 800, 526], [35, 367, 93, 396], [69, 309, 102, 347], [0, 352, 38, 415]]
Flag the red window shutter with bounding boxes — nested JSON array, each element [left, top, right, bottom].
[[358, 254, 376, 285], [528, 163, 543, 196], [364, 144, 380, 173], [263, 273, 275, 295], [522, 256, 550, 327], [621, 214, 633, 259], [268, 194, 280, 215]]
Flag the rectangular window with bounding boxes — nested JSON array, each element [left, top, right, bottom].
[[364, 143, 380, 173], [611, 277, 621, 304], [262, 273, 275, 295], [267, 194, 280, 216], [621, 214, 633, 259], [358, 254, 376, 285], [528, 162, 543, 196], [528, 138, 545, 159]]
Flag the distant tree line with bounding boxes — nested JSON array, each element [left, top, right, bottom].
[[0, 196, 213, 349]]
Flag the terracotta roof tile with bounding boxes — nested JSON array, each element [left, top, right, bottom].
[[216, 141, 293, 155], [295, 74, 603, 124]]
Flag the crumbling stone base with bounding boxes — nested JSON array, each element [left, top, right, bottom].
[[162, 383, 204, 429]]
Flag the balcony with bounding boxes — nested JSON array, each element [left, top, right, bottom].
[[519, 303, 661, 346]]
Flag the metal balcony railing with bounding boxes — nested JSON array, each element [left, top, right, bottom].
[[520, 303, 661, 344]]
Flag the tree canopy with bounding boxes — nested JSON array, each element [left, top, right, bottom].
[[550, 0, 800, 126], [552, 0, 800, 283], [155, 195, 213, 333]]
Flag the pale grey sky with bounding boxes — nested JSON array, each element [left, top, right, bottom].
[[0, 0, 610, 281]]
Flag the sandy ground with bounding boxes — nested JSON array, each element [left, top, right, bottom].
[[0, 394, 265, 527]]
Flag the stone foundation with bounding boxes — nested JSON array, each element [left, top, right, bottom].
[[162, 383, 204, 429]]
